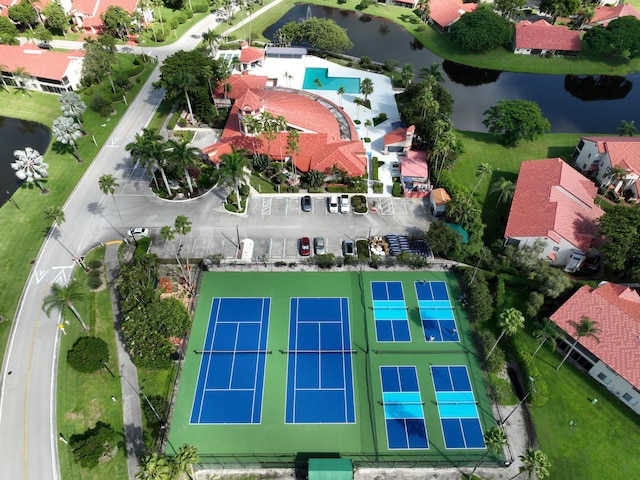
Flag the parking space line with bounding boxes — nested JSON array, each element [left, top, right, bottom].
[[282, 238, 287, 258], [268, 239, 273, 258], [262, 198, 272, 216]]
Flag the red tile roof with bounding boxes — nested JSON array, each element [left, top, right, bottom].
[[550, 282, 640, 389], [72, 0, 139, 29], [430, 188, 450, 206], [203, 86, 366, 177], [504, 158, 605, 251], [429, 0, 476, 29], [591, 4, 640, 25], [384, 125, 414, 146], [213, 73, 268, 101], [239, 44, 265, 64], [400, 150, 428, 178], [514, 20, 581, 52], [582, 136, 640, 176], [0, 44, 85, 81]]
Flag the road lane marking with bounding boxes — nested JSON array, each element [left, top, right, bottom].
[[35, 270, 48, 284]]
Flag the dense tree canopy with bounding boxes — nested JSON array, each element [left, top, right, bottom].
[[81, 38, 117, 86], [0, 15, 19, 44], [584, 16, 640, 59], [483, 99, 551, 145], [598, 205, 640, 279], [101, 6, 132, 40], [274, 18, 354, 53], [8, 0, 38, 28], [540, 0, 581, 21], [43, 1, 69, 34], [494, 0, 527, 18], [450, 6, 513, 52]]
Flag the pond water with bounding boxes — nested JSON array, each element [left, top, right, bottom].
[[263, 5, 640, 133], [0, 117, 51, 207]]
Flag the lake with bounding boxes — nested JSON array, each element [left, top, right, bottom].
[[263, 5, 639, 133]]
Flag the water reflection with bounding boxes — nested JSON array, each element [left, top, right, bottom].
[[442, 61, 501, 86], [564, 75, 632, 101]]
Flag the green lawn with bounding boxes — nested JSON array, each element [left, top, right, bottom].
[[57, 247, 128, 480]]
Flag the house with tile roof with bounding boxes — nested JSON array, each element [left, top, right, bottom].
[[239, 42, 264, 71], [572, 136, 640, 201], [70, 0, 138, 34], [550, 282, 640, 414], [383, 125, 415, 154], [588, 3, 640, 27], [0, 44, 85, 93], [427, 0, 476, 32], [513, 20, 581, 56], [429, 187, 450, 216], [203, 74, 367, 178], [213, 72, 269, 108], [504, 158, 605, 272]]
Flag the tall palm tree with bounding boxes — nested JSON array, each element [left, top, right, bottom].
[[152, 0, 165, 35], [556, 316, 601, 370], [52, 115, 83, 162], [44, 205, 77, 259], [360, 77, 374, 103], [165, 138, 200, 195], [173, 215, 192, 288], [532, 318, 563, 357], [126, 129, 171, 195], [486, 308, 525, 360], [400, 63, 414, 87], [304, 169, 325, 189], [616, 120, 637, 136], [418, 81, 438, 119], [136, 453, 172, 480], [98, 174, 124, 230], [11, 147, 49, 194], [42, 280, 89, 331], [337, 85, 345, 107], [58, 92, 87, 131], [513, 448, 551, 479], [419, 62, 444, 83], [219, 147, 251, 211], [13, 65, 31, 94], [172, 444, 199, 480], [286, 129, 300, 174], [469, 427, 507, 477], [160, 225, 188, 281], [202, 29, 220, 57], [435, 130, 459, 184], [490, 176, 515, 206], [471, 162, 492, 197]]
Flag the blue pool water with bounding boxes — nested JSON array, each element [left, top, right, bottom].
[[302, 67, 360, 94]]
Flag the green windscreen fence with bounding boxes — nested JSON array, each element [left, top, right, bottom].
[[308, 458, 353, 480]]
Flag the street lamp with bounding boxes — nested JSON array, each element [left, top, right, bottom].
[[500, 376, 535, 426]]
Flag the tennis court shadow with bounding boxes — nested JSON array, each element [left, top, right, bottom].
[[294, 452, 341, 479], [407, 306, 422, 327]]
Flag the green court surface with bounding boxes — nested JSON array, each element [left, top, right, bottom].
[[168, 271, 499, 468]]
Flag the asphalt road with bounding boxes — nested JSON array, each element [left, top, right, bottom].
[[0, 4, 430, 480]]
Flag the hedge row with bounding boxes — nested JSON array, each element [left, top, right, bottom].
[[508, 334, 549, 407]]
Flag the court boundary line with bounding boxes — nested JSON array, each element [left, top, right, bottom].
[[370, 281, 413, 343], [415, 281, 459, 344]]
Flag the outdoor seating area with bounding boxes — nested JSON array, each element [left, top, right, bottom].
[[369, 234, 432, 258]]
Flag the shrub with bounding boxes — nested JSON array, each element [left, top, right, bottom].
[[463, 269, 494, 323], [88, 259, 102, 270], [344, 255, 359, 266], [155, 30, 167, 42], [170, 18, 179, 29], [91, 94, 113, 117], [524, 291, 545, 319], [396, 252, 429, 269], [177, 118, 187, 127], [87, 270, 102, 290], [141, 394, 168, 428], [392, 181, 403, 197], [475, 329, 505, 373], [67, 337, 109, 373], [193, 2, 208, 13], [373, 183, 383, 193], [508, 335, 549, 406], [495, 275, 506, 309], [315, 253, 336, 269], [69, 422, 116, 469], [353, 194, 367, 213]]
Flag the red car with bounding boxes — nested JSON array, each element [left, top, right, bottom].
[[299, 237, 311, 256]]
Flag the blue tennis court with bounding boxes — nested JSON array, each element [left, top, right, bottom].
[[380, 366, 428, 449], [371, 281, 411, 342], [415, 281, 459, 342], [431, 365, 485, 449], [285, 297, 356, 424], [190, 298, 270, 424]]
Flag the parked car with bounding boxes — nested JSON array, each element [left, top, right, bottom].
[[301, 195, 312, 212], [313, 237, 326, 255], [37, 43, 53, 50], [299, 237, 311, 256], [126, 227, 149, 240], [342, 239, 355, 257], [340, 194, 351, 214], [328, 196, 339, 214]]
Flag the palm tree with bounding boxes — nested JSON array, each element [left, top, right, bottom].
[[556, 316, 601, 370], [513, 448, 551, 479], [172, 444, 199, 480], [58, 92, 87, 132], [603, 164, 628, 195], [313, 77, 323, 94], [471, 163, 492, 197], [469, 427, 507, 477], [490, 176, 515, 206], [400, 63, 414, 87], [44, 205, 78, 259], [532, 319, 563, 357], [126, 129, 171, 195], [136, 453, 172, 480], [152, 0, 165, 35], [173, 215, 192, 287], [486, 308, 525, 360], [616, 120, 637, 136], [160, 225, 188, 281], [52, 115, 83, 162], [11, 147, 49, 194], [337, 85, 345, 107], [419, 62, 444, 83], [98, 174, 124, 229], [202, 29, 219, 57], [165, 139, 200, 195], [12, 65, 31, 94], [416, 0, 431, 21], [360, 77, 374, 103], [286, 129, 301, 174], [42, 280, 89, 331], [219, 147, 251, 211], [418, 80, 438, 119], [304, 169, 325, 189]]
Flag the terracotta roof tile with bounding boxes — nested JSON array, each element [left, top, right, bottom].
[[400, 150, 428, 178], [429, 0, 476, 29], [591, 4, 640, 25], [239, 45, 265, 64], [0, 44, 85, 81], [550, 283, 640, 389], [504, 158, 604, 251], [582, 136, 640, 176], [515, 20, 581, 52], [72, 0, 139, 28], [213, 73, 268, 100], [431, 188, 450, 206]]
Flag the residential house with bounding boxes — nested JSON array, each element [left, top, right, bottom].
[[383, 125, 415, 154], [212, 72, 269, 108], [203, 73, 367, 177], [550, 282, 640, 414], [0, 44, 85, 93], [427, 0, 476, 32], [239, 42, 264, 71], [504, 158, 604, 272], [573, 136, 640, 201], [429, 187, 450, 216], [70, 0, 138, 35], [588, 3, 640, 27], [513, 20, 581, 56], [399, 150, 430, 198]]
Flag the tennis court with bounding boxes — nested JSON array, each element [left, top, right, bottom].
[[371, 281, 411, 342], [431, 365, 485, 449], [416, 281, 460, 342], [190, 297, 270, 424], [285, 297, 355, 424]]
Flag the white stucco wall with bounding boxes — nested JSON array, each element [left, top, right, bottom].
[[589, 361, 640, 415], [506, 235, 583, 269]]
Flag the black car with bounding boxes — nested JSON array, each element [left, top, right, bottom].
[[37, 43, 53, 50]]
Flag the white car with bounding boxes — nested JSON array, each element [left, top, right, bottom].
[[340, 194, 351, 214], [328, 196, 339, 214], [126, 227, 149, 240]]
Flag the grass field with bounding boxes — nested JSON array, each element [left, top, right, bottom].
[[169, 271, 498, 468]]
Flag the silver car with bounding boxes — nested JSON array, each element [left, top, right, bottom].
[[314, 237, 326, 255], [342, 239, 355, 256]]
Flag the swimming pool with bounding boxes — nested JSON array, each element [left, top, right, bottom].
[[302, 67, 360, 94]]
